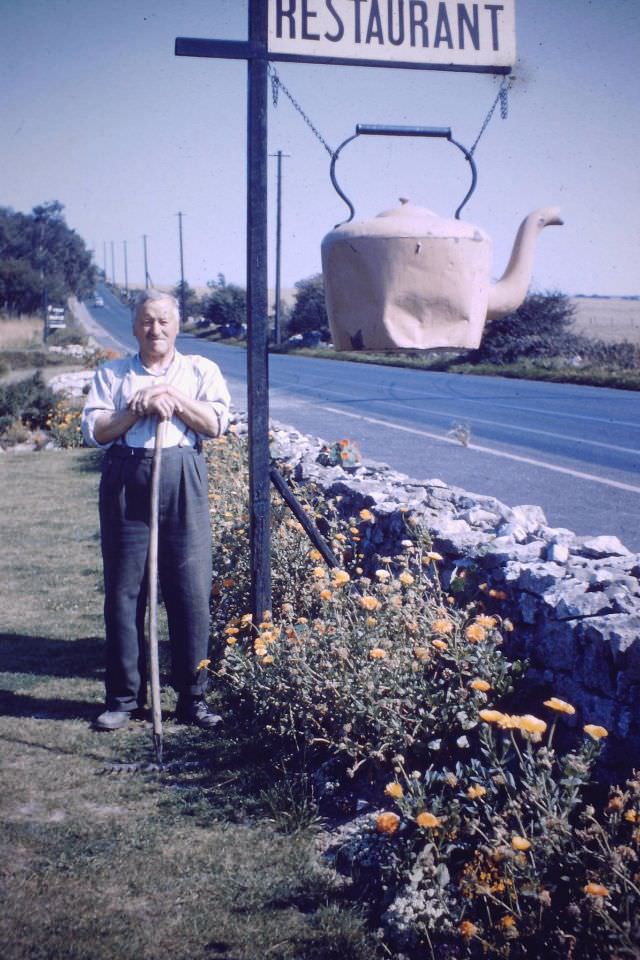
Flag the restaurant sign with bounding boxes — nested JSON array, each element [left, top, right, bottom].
[[268, 0, 516, 72]]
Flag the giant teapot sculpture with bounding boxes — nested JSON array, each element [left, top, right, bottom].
[[321, 125, 563, 351]]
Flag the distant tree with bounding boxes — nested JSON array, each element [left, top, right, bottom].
[[0, 202, 96, 314], [172, 280, 201, 321], [203, 274, 246, 329], [287, 273, 328, 336], [475, 291, 578, 364], [0, 259, 43, 314]]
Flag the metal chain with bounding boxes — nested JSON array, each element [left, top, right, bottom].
[[469, 77, 513, 156], [268, 64, 335, 157]]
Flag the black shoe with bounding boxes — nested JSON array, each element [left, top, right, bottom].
[[175, 697, 222, 730], [94, 709, 132, 731]]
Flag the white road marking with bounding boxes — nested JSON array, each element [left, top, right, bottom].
[[320, 406, 640, 495]]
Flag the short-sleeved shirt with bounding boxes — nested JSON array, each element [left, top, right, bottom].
[[81, 351, 231, 449]]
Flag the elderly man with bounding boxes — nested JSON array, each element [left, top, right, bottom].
[[82, 290, 231, 731]]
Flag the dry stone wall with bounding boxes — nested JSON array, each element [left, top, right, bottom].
[[268, 420, 640, 777]]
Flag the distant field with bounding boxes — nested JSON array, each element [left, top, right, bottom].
[[570, 297, 640, 343]]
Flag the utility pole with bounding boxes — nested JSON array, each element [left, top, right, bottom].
[[123, 240, 129, 297], [110, 241, 116, 285], [270, 149, 290, 344], [103, 241, 107, 280], [143, 234, 150, 289], [177, 211, 186, 327]]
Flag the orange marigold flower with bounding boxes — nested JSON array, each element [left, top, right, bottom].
[[375, 569, 390, 581], [544, 697, 576, 715], [226, 637, 237, 646], [224, 626, 240, 635], [465, 623, 486, 643], [197, 659, 211, 670], [467, 785, 487, 799], [320, 589, 333, 601], [511, 835, 531, 851], [360, 596, 381, 611], [500, 915, 517, 929], [376, 812, 400, 835], [432, 639, 448, 651], [359, 508, 374, 521], [414, 646, 430, 661], [475, 614, 497, 628], [416, 811, 441, 829], [425, 551, 443, 562], [366, 616, 378, 627], [369, 647, 387, 659], [384, 782, 403, 799], [584, 724, 608, 741], [432, 618, 453, 634], [261, 655, 274, 665], [624, 810, 638, 823], [308, 548, 322, 561], [254, 645, 267, 658], [459, 920, 478, 940], [312, 566, 326, 579], [399, 572, 414, 586], [470, 679, 491, 692], [332, 569, 350, 586], [479, 709, 507, 725], [222, 577, 235, 588], [489, 589, 508, 600], [516, 714, 547, 739], [584, 882, 609, 897]]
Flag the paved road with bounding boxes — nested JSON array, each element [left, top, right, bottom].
[[85, 284, 640, 550]]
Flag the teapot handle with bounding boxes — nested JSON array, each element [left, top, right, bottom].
[[329, 124, 477, 226]]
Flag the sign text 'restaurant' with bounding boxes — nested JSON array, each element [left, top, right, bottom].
[[268, 0, 516, 71]]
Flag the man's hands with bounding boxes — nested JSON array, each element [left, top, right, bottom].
[[128, 385, 182, 422]]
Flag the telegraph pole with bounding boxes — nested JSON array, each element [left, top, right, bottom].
[[270, 149, 290, 344], [110, 241, 116, 285], [177, 211, 186, 327], [123, 240, 129, 296], [103, 241, 107, 281], [143, 234, 150, 289]]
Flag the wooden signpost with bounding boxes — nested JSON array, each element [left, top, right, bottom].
[[175, 0, 515, 619]]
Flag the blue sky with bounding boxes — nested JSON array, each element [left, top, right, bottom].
[[1, 0, 639, 296]]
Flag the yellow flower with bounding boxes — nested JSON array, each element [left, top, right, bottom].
[[308, 548, 322, 561], [332, 569, 350, 586], [226, 637, 237, 646], [360, 596, 381, 612], [366, 616, 378, 627], [470, 679, 491, 692], [197, 659, 211, 670], [240, 613, 253, 625], [312, 566, 326, 579], [384, 782, 403, 799], [359, 508, 374, 522], [261, 655, 274, 665], [376, 812, 400, 835], [516, 714, 547, 740], [375, 569, 390, 581], [224, 626, 240, 635], [399, 572, 414, 586], [544, 697, 576, 715], [624, 810, 638, 823], [500, 915, 517, 930], [416, 811, 441, 829], [319, 589, 333, 601], [432, 618, 453, 634], [254, 645, 267, 657], [584, 882, 609, 897], [465, 623, 486, 643], [414, 646, 430, 661], [467, 785, 487, 799], [475, 614, 497, 628], [425, 551, 443, 562], [489, 589, 508, 600], [511, 835, 531, 851], [222, 577, 235, 588], [479, 709, 508, 725], [432, 639, 448, 651], [584, 724, 608, 741], [459, 920, 478, 940], [369, 647, 387, 659]]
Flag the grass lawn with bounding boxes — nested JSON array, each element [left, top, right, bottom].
[[0, 449, 375, 960]]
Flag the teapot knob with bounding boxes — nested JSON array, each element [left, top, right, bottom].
[[399, 197, 409, 205]]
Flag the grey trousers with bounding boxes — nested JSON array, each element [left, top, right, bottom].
[[99, 444, 212, 712]]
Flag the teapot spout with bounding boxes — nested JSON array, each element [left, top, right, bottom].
[[487, 207, 563, 320]]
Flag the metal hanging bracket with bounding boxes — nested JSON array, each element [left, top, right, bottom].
[[329, 124, 478, 226]]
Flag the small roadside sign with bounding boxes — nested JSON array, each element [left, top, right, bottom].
[[268, 0, 516, 73]]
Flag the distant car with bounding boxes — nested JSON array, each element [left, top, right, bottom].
[[93, 295, 104, 308]]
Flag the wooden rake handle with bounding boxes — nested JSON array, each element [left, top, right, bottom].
[[148, 418, 167, 765]]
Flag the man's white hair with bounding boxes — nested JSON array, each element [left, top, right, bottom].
[[134, 289, 180, 323]]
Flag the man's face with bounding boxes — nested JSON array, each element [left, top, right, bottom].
[[133, 300, 179, 361]]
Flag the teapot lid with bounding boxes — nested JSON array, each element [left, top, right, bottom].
[[329, 198, 487, 241]]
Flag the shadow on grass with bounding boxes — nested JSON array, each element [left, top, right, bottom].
[[0, 633, 105, 679], [71, 449, 104, 473], [0, 688, 98, 721]]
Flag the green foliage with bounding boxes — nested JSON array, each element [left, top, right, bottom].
[[203, 273, 246, 331], [475, 291, 579, 365], [46, 396, 85, 448], [0, 371, 55, 431], [287, 273, 329, 336], [172, 279, 201, 320], [0, 201, 96, 314]]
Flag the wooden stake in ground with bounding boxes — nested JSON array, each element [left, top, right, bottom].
[[148, 417, 167, 765]]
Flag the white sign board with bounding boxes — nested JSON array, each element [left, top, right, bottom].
[[268, 0, 516, 72]]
